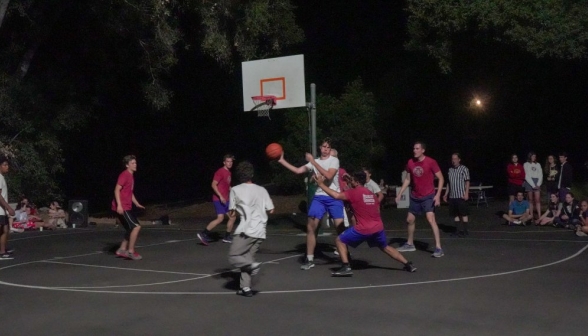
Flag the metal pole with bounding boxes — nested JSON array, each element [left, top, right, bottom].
[[310, 83, 317, 158]]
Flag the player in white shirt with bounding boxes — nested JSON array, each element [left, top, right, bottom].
[[363, 168, 384, 203], [278, 138, 345, 270], [0, 156, 16, 260], [228, 161, 274, 297], [523, 152, 543, 220]]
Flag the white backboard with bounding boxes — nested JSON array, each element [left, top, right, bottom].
[[242, 54, 306, 111]]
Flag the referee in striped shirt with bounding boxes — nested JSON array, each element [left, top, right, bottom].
[[442, 153, 470, 237]]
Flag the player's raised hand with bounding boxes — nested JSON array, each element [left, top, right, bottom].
[[305, 152, 314, 162]]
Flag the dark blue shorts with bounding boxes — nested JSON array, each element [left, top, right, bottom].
[[308, 195, 344, 220], [409, 194, 435, 216], [213, 200, 230, 215], [339, 227, 388, 249]]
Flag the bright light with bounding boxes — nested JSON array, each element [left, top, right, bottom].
[[476, 99, 481, 106]]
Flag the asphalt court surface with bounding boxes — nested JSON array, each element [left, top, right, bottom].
[[1, 205, 587, 335]]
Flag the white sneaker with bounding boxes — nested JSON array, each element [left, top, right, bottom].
[[576, 230, 587, 237], [10, 227, 24, 233], [513, 220, 522, 225]]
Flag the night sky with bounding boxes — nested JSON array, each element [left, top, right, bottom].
[[50, 1, 588, 211]]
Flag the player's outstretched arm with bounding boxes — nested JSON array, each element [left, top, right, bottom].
[[278, 152, 308, 175], [314, 175, 347, 201]]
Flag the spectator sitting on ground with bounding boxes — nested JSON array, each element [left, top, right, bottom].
[[15, 197, 42, 222], [535, 193, 561, 226], [554, 192, 580, 229], [47, 201, 67, 229], [576, 200, 588, 237], [502, 191, 532, 226]]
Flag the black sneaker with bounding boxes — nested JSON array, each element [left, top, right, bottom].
[[403, 261, 417, 272], [197, 232, 210, 246], [237, 287, 253, 297], [6, 247, 15, 254], [222, 235, 233, 243], [332, 265, 353, 277]]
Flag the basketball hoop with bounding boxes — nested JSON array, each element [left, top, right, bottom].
[[251, 95, 276, 119]]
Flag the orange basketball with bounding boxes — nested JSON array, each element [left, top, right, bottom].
[[265, 143, 283, 160]]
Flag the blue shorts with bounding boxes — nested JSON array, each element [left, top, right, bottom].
[[339, 227, 387, 249], [213, 200, 230, 215], [308, 195, 344, 220], [409, 194, 435, 216]]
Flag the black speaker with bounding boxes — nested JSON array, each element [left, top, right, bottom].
[[68, 200, 88, 227]]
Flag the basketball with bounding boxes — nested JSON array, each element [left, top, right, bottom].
[[265, 143, 283, 160]]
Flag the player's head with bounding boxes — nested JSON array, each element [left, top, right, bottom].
[[527, 151, 537, 163], [511, 154, 518, 163], [362, 167, 372, 181], [0, 155, 10, 174], [235, 161, 254, 183], [223, 154, 235, 169], [122, 155, 137, 171], [352, 170, 367, 186], [558, 152, 567, 163], [516, 191, 524, 201], [451, 153, 461, 167], [413, 141, 426, 158], [319, 138, 332, 157]]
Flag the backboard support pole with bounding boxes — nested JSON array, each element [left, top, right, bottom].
[[310, 83, 317, 157]]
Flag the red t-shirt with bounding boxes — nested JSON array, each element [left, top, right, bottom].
[[112, 170, 134, 211], [507, 163, 525, 186], [344, 186, 383, 234], [338, 168, 349, 191], [212, 167, 231, 201], [406, 156, 441, 199]]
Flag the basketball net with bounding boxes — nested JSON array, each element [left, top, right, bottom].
[[251, 96, 276, 119]]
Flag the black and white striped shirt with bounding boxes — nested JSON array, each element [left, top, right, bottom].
[[447, 165, 470, 198]]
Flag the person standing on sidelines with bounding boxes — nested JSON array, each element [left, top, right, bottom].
[[113, 155, 146, 260], [278, 138, 344, 270], [395, 141, 445, 257], [198, 154, 236, 245], [0, 156, 16, 260], [523, 152, 543, 220], [227, 161, 274, 297], [442, 153, 470, 237], [556, 152, 573, 203], [507, 154, 525, 204], [314, 171, 416, 276]]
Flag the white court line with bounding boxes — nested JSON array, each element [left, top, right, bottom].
[[41, 260, 209, 276], [0, 243, 586, 295]]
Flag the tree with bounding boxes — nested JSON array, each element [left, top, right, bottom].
[[0, 0, 304, 204], [405, 0, 588, 72], [272, 78, 384, 193]]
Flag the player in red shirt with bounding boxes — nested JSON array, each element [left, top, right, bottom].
[[315, 171, 416, 277], [395, 141, 445, 257], [112, 155, 145, 260], [197, 154, 236, 245]]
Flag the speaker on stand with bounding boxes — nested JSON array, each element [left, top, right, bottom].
[[68, 200, 88, 228]]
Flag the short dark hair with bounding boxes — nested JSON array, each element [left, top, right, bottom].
[[452, 153, 461, 159], [559, 152, 568, 158], [236, 161, 254, 183], [414, 141, 426, 150], [122, 155, 136, 166], [516, 191, 524, 197], [321, 137, 332, 147], [223, 154, 235, 161], [0, 155, 9, 165], [352, 171, 367, 185]]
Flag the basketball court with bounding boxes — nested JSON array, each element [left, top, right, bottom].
[[1, 203, 586, 335]]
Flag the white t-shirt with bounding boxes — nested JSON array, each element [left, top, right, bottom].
[[0, 173, 7, 216], [305, 156, 340, 196], [364, 180, 381, 194], [229, 183, 274, 239]]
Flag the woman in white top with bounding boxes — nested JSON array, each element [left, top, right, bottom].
[[523, 152, 543, 220]]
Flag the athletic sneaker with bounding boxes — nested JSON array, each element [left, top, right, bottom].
[[513, 220, 522, 225], [222, 235, 233, 243], [115, 249, 128, 258], [197, 232, 210, 246], [397, 243, 416, 252], [10, 227, 24, 233], [0, 253, 14, 260], [237, 287, 253, 297], [300, 259, 315, 270], [6, 247, 15, 254], [332, 265, 353, 277], [403, 261, 417, 272], [576, 230, 588, 237], [127, 251, 143, 260], [432, 248, 444, 258]]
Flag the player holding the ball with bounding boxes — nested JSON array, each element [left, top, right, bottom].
[[277, 138, 344, 270]]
